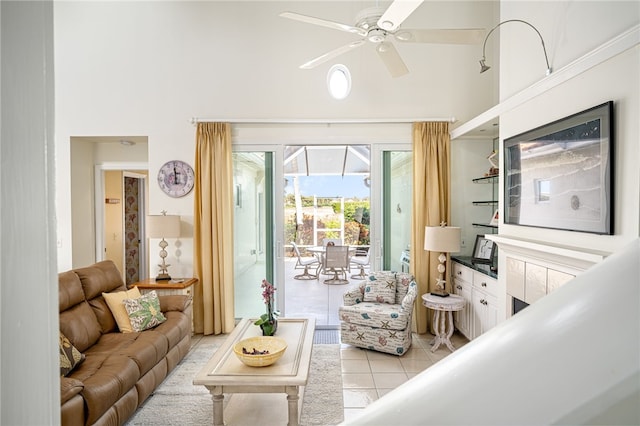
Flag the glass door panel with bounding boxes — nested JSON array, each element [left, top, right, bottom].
[[383, 151, 412, 272], [233, 152, 274, 320]]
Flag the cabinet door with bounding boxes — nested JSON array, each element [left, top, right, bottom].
[[453, 278, 472, 340], [482, 293, 498, 333], [472, 290, 498, 337]]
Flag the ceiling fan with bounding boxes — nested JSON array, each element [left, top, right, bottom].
[[280, 0, 485, 78]]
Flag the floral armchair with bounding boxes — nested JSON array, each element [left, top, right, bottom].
[[339, 271, 417, 356]]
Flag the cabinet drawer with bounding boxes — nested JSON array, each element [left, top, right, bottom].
[[452, 262, 472, 283], [473, 271, 498, 298]]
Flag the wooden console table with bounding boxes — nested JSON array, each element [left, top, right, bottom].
[[130, 277, 197, 297]]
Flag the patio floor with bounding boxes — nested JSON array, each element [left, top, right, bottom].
[[235, 257, 368, 329]]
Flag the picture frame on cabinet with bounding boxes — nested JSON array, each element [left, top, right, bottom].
[[471, 235, 495, 264]]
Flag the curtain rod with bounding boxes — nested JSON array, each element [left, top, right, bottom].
[[189, 117, 456, 125]]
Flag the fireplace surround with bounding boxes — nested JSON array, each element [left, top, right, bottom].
[[486, 235, 609, 321]]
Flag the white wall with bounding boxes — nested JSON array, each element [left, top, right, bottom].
[[0, 1, 59, 424], [451, 136, 496, 256], [498, 1, 640, 253], [53, 0, 498, 271]]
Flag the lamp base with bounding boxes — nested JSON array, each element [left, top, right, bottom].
[[155, 273, 172, 281], [430, 290, 450, 298]]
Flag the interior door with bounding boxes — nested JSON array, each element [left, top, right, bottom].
[[95, 165, 148, 282]]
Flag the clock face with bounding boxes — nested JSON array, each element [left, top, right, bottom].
[[157, 160, 195, 198]]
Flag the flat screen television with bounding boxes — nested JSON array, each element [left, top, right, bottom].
[[504, 101, 614, 234]]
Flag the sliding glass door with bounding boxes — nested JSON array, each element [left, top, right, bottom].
[[232, 151, 276, 320], [231, 144, 411, 328]]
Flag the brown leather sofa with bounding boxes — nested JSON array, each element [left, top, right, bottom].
[[59, 260, 192, 425]]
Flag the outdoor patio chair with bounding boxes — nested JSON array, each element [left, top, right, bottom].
[[323, 245, 350, 285], [322, 238, 342, 247], [291, 242, 319, 280], [350, 248, 371, 279]]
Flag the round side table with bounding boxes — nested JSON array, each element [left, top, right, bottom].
[[421, 293, 465, 352]]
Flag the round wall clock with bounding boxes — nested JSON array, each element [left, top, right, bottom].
[[157, 160, 195, 198]]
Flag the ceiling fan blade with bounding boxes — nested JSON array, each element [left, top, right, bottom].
[[376, 42, 409, 78], [280, 11, 368, 37], [300, 40, 366, 69], [393, 28, 486, 44], [377, 0, 424, 32]]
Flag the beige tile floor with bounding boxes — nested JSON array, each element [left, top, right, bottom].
[[216, 254, 469, 421], [191, 329, 468, 422]]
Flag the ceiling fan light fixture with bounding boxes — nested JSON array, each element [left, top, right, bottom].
[[367, 28, 386, 43]]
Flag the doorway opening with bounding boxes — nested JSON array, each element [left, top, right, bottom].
[[283, 145, 371, 328]]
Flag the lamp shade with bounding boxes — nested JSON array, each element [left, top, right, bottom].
[[147, 215, 181, 238], [424, 226, 461, 253]]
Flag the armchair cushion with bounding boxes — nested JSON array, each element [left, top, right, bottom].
[[363, 275, 396, 304], [340, 301, 410, 330]]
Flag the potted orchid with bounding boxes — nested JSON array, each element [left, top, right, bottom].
[[254, 279, 280, 336]]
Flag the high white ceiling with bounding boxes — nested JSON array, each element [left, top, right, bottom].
[[55, 1, 500, 137]]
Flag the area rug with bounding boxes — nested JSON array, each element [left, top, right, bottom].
[[126, 342, 344, 426]]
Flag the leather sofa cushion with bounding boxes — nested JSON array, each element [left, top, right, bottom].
[[60, 377, 84, 404], [87, 332, 169, 377], [68, 353, 140, 425], [159, 294, 192, 313], [154, 310, 191, 348], [60, 300, 103, 353], [74, 260, 126, 299], [75, 261, 127, 333], [59, 270, 85, 312]]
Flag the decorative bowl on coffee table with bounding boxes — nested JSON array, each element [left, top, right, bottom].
[[233, 336, 288, 367]]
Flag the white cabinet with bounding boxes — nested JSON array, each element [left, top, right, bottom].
[[452, 274, 472, 340], [471, 287, 497, 337], [452, 260, 499, 340]]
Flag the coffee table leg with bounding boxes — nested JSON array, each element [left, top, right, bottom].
[[285, 385, 299, 426], [208, 386, 224, 426]]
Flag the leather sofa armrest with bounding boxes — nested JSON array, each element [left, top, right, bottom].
[[343, 284, 365, 306], [61, 377, 84, 405], [159, 294, 192, 313]]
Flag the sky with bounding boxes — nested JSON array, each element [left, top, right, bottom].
[[284, 175, 370, 199]]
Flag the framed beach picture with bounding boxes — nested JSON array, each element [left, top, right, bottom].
[[472, 235, 495, 264], [504, 101, 614, 234]]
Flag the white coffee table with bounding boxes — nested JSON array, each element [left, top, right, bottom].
[[194, 317, 315, 426], [422, 293, 465, 352]]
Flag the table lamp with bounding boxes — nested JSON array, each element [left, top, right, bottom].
[[147, 212, 181, 281], [424, 224, 461, 297]]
